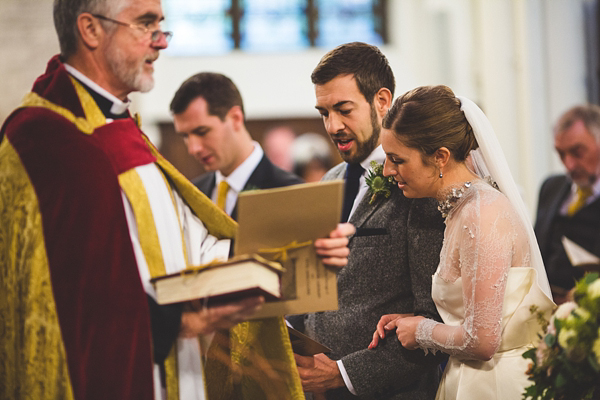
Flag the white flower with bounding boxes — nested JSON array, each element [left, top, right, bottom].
[[554, 301, 577, 320], [567, 307, 591, 324], [549, 302, 577, 334], [558, 328, 576, 349], [588, 278, 600, 299]]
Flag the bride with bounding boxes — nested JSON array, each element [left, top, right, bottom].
[[368, 85, 555, 399]]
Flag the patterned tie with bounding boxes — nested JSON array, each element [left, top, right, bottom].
[[341, 163, 365, 223], [216, 180, 230, 212], [567, 186, 593, 216]]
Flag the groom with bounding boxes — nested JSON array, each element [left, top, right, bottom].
[[291, 42, 446, 399]]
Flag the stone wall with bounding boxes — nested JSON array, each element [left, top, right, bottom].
[[0, 0, 59, 123]]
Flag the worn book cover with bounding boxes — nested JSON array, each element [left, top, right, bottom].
[[151, 254, 284, 306], [287, 325, 331, 356], [235, 180, 343, 319]]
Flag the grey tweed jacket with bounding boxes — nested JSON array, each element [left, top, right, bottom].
[[302, 162, 446, 400]]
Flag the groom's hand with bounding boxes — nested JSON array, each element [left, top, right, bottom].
[[314, 223, 355, 269], [294, 353, 345, 392]]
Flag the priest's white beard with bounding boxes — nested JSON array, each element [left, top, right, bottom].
[[107, 46, 155, 93]]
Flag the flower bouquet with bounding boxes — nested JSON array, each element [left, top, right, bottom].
[[523, 273, 600, 400]]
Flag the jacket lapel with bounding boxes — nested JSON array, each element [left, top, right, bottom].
[[548, 179, 571, 220], [231, 155, 271, 220], [195, 172, 216, 198], [349, 188, 383, 229]]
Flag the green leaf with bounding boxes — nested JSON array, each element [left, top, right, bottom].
[[544, 333, 556, 347], [555, 372, 567, 388], [584, 273, 599, 285], [588, 353, 600, 372], [523, 348, 536, 361]]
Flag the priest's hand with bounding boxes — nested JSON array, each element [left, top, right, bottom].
[[179, 296, 264, 337], [294, 353, 345, 393], [314, 223, 355, 269]]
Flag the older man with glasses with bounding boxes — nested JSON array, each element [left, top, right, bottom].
[[0, 0, 352, 399]]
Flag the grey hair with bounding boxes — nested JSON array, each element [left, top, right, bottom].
[[53, 0, 125, 58], [554, 104, 600, 142]]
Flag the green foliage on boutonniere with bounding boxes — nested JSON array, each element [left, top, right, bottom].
[[365, 160, 394, 204], [242, 184, 261, 192]]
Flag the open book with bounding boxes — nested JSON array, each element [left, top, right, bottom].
[[150, 254, 284, 306], [235, 180, 343, 319], [562, 236, 600, 268]]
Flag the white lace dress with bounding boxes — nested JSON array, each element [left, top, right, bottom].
[[415, 180, 554, 400]]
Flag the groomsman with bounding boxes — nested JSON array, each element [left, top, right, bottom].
[[535, 104, 600, 304], [170, 72, 302, 219], [291, 42, 446, 399]]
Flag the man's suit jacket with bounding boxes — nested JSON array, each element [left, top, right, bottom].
[[534, 174, 600, 290], [193, 155, 303, 221], [302, 162, 446, 400], [534, 174, 572, 256]]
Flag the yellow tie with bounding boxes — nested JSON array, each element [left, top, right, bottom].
[[567, 186, 593, 216], [216, 180, 230, 211]]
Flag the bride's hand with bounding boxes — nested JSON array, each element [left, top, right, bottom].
[[395, 316, 425, 350], [368, 313, 413, 349]]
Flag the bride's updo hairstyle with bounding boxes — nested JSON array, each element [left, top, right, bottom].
[[382, 85, 478, 163]]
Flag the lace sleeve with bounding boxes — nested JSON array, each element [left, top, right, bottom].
[[415, 188, 520, 360]]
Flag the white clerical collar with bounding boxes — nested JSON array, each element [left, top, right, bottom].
[[359, 144, 385, 171], [64, 63, 131, 115], [215, 142, 264, 194]]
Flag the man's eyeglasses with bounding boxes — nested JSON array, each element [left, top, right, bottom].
[[92, 14, 173, 44]]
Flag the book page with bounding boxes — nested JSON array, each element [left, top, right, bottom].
[[562, 236, 600, 267], [234, 180, 343, 319]]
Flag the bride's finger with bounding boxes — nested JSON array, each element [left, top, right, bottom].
[[377, 314, 399, 336], [368, 331, 380, 349]]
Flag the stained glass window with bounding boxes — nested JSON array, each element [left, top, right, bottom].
[[164, 0, 233, 56], [164, 0, 387, 56], [241, 0, 309, 52], [316, 0, 385, 48]]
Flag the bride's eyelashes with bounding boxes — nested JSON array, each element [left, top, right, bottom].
[[388, 156, 404, 165]]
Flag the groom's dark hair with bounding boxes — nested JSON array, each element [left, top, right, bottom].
[[311, 42, 395, 105]]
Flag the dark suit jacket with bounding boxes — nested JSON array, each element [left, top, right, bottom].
[[193, 154, 303, 221], [534, 174, 600, 290], [534, 174, 571, 256], [301, 162, 446, 400]]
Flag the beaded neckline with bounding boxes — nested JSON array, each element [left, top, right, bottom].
[[437, 181, 472, 218]]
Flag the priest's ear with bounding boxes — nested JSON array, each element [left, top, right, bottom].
[[76, 13, 104, 50]]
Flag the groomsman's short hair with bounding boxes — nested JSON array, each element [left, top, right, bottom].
[[170, 72, 245, 121], [311, 42, 395, 105]]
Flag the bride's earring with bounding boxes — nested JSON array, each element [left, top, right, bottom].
[[439, 171, 443, 178]]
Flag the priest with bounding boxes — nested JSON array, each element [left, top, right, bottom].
[[0, 0, 352, 399]]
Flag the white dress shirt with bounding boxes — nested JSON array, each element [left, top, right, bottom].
[[212, 142, 264, 216], [559, 177, 600, 215]]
